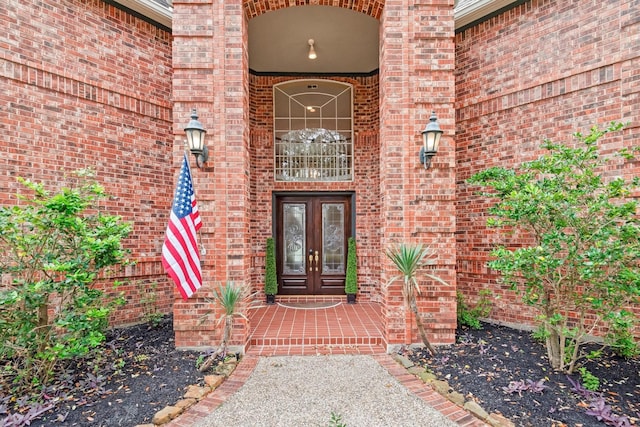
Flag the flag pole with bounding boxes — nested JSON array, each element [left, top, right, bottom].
[[184, 149, 206, 260]]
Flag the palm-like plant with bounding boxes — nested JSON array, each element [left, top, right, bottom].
[[198, 281, 248, 372], [386, 244, 448, 355]]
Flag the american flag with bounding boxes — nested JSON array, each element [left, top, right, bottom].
[[162, 154, 203, 300]]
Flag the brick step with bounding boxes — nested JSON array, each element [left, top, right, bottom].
[[246, 343, 387, 356], [249, 335, 384, 348], [275, 295, 346, 303]]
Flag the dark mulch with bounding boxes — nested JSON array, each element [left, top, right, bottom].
[[1, 316, 205, 427], [404, 322, 640, 427], [3, 318, 639, 426]]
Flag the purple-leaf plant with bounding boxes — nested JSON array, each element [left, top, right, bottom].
[[502, 379, 547, 396], [0, 403, 53, 427], [566, 376, 630, 427]]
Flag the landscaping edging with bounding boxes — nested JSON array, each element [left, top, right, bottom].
[[137, 352, 513, 427], [134, 357, 240, 427], [391, 354, 515, 427]]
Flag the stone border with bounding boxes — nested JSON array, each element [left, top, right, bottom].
[[134, 355, 256, 427], [389, 354, 514, 427]]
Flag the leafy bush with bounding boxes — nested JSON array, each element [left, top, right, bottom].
[[578, 367, 600, 391], [604, 310, 639, 358], [468, 122, 640, 373], [456, 289, 493, 329], [0, 170, 131, 394]]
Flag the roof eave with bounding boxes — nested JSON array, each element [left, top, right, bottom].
[[454, 0, 520, 30], [116, 0, 515, 33], [112, 0, 172, 29]]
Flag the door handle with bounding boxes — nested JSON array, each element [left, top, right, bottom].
[[309, 250, 314, 272], [314, 251, 319, 271]]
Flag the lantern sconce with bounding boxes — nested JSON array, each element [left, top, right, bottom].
[[419, 111, 443, 169], [184, 109, 208, 168]]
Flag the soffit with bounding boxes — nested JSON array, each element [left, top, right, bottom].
[[113, 0, 518, 73]]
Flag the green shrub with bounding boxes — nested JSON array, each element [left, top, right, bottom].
[[468, 122, 640, 373], [0, 170, 131, 393], [345, 237, 357, 295], [605, 310, 639, 358], [578, 367, 600, 391], [265, 237, 278, 296], [457, 290, 493, 329]]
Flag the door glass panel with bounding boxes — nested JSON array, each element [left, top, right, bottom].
[[322, 203, 345, 274], [283, 203, 306, 274]]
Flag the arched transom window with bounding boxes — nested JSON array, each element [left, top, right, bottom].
[[274, 80, 353, 182]]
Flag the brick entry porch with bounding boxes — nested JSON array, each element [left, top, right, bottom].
[[246, 297, 386, 356]]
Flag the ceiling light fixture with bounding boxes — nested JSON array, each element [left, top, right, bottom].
[[308, 39, 317, 60]]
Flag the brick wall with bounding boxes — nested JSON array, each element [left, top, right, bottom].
[[455, 0, 640, 330], [172, 0, 252, 348], [379, 0, 457, 345], [0, 0, 175, 325]]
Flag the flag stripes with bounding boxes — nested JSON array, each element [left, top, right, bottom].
[[162, 154, 203, 300]]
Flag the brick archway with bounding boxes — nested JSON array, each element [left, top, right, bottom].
[[173, 0, 457, 351], [242, 0, 385, 20]]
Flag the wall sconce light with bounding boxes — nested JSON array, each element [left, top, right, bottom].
[[419, 111, 443, 169], [308, 39, 317, 60], [184, 109, 208, 168]]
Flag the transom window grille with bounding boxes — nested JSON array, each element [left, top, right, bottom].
[[274, 80, 353, 182]]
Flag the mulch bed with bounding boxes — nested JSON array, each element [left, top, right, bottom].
[[3, 317, 639, 426], [404, 322, 640, 427], [2, 316, 204, 427]]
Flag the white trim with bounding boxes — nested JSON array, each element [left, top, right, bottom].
[[455, 0, 520, 30], [112, 0, 172, 28], [118, 0, 517, 33]]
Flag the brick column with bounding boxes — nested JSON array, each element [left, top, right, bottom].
[[172, 0, 250, 349], [379, 0, 456, 348]]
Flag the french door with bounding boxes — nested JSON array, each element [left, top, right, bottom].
[[275, 195, 352, 295]]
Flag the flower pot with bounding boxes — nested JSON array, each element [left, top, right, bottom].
[[347, 294, 356, 304], [266, 294, 276, 305]]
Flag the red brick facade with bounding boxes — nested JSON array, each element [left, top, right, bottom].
[[2, 0, 637, 350], [0, 0, 176, 325], [455, 0, 640, 329]]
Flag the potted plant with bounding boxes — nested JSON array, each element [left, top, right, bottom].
[[264, 237, 278, 304], [345, 237, 357, 303]]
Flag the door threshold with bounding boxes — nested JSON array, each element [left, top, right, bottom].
[[277, 295, 346, 303]]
